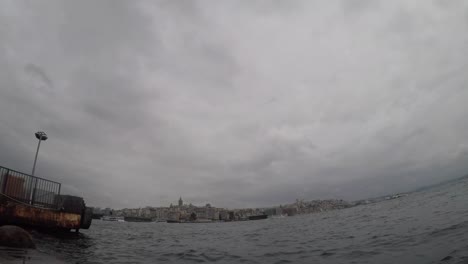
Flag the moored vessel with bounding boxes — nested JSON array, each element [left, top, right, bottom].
[[248, 214, 268, 220], [101, 216, 125, 222], [124, 216, 152, 222]]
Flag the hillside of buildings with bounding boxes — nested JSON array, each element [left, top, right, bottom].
[[92, 197, 353, 222]]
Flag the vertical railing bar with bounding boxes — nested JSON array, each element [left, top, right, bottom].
[[17, 173, 19, 199], [28, 175, 31, 202], [22, 173, 26, 201], [18, 173, 20, 199], [2, 168, 5, 193], [41, 180, 43, 205], [44, 180, 47, 204], [9, 171, 12, 193], [14, 172, 17, 198], [48, 181, 50, 205], [9, 171, 12, 197], [12, 171, 16, 198], [18, 173, 20, 200], [24, 174, 27, 202], [27, 175, 30, 203], [46, 181, 49, 203], [43, 180, 46, 204], [37, 177, 40, 204], [22, 174, 25, 201], [23, 174, 26, 201]]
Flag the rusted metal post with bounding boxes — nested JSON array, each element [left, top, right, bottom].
[[1, 169, 9, 194]]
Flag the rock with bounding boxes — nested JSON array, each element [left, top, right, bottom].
[[0, 225, 36, 249]]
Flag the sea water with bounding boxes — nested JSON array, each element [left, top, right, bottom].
[[2, 177, 468, 264]]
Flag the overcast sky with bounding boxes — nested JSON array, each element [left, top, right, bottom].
[[0, 0, 467, 209]]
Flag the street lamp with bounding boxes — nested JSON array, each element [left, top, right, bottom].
[[32, 131, 48, 176]]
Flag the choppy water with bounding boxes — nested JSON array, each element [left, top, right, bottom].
[[2, 177, 468, 264]]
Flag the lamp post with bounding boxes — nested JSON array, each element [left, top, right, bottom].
[[32, 131, 48, 176]]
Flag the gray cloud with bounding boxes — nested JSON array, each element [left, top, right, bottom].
[[0, 0, 467, 209]]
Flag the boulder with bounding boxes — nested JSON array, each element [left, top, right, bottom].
[[0, 225, 36, 249]]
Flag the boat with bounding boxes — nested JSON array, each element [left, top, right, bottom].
[[124, 216, 152, 222], [248, 214, 268, 220], [101, 216, 124, 222]]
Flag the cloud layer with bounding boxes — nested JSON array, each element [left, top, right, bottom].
[[1, 0, 467, 208]]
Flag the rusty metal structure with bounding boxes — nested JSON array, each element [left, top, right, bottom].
[[0, 165, 92, 231], [0, 166, 60, 208]]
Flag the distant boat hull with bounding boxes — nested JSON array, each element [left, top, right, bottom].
[[124, 216, 152, 222], [101, 216, 124, 222], [248, 214, 268, 220]]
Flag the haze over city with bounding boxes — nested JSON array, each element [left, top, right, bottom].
[[0, 0, 467, 209]]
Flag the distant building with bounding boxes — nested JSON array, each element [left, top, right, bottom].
[[103, 208, 113, 216], [282, 207, 297, 216]]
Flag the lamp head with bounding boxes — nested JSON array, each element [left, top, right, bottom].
[[35, 131, 48, 141]]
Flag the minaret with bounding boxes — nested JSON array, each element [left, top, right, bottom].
[[178, 197, 183, 207]]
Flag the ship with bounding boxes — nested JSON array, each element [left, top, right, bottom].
[[248, 214, 268, 220], [123, 216, 152, 222], [101, 216, 125, 222]]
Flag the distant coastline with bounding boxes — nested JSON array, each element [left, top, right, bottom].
[[92, 198, 353, 223], [92, 173, 468, 223]]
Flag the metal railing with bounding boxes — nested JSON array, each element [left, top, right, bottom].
[[0, 166, 61, 209]]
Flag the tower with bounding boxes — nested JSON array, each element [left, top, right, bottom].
[[178, 197, 183, 207]]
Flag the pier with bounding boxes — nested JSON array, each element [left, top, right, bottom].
[[0, 165, 92, 232]]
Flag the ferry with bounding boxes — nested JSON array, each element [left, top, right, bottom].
[[124, 216, 152, 222], [101, 216, 125, 222], [248, 214, 268, 220]]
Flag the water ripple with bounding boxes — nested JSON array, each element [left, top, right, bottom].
[[1, 177, 464, 264]]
